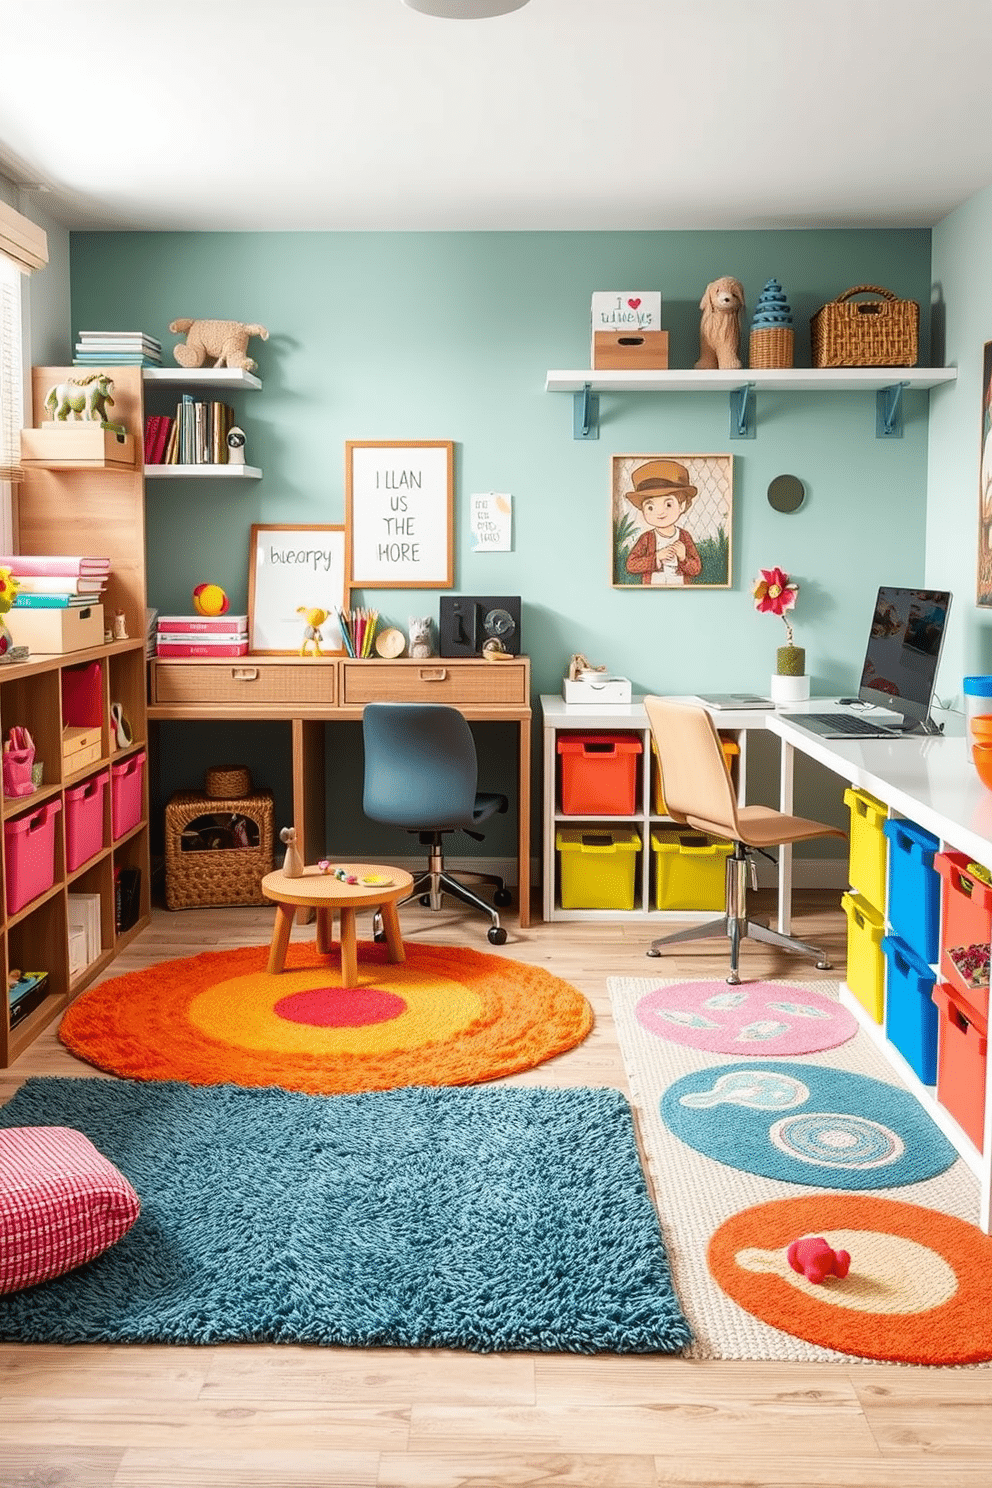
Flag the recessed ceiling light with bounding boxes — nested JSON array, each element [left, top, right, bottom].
[[403, 0, 530, 18]]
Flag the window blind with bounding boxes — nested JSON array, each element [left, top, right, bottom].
[[0, 251, 25, 482]]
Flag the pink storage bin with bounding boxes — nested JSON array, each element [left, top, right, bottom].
[[111, 750, 145, 841], [65, 769, 109, 872], [4, 799, 62, 916]]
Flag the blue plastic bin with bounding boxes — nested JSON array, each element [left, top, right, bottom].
[[882, 933, 939, 1085], [883, 817, 941, 964]]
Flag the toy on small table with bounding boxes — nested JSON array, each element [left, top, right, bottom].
[[279, 826, 303, 878], [297, 606, 330, 657], [193, 583, 230, 617], [787, 1235, 851, 1284], [317, 861, 393, 887]]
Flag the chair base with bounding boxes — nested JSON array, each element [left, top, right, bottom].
[[646, 845, 832, 984], [375, 839, 510, 944]]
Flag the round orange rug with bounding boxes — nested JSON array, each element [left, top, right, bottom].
[[59, 942, 593, 1094], [708, 1194, 992, 1364]]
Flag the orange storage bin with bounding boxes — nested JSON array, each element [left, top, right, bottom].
[[4, 799, 62, 916], [653, 736, 738, 815], [935, 851, 992, 993], [933, 982, 988, 1151], [557, 733, 642, 815]]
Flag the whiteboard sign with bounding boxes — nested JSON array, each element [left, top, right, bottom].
[[591, 291, 662, 331], [346, 441, 454, 588], [248, 525, 349, 654]]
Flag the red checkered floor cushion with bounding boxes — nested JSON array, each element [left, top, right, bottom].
[[0, 1125, 141, 1294]]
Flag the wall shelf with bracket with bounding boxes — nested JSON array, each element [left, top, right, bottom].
[[545, 366, 959, 441]]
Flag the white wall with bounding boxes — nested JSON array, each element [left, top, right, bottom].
[[928, 181, 992, 705]]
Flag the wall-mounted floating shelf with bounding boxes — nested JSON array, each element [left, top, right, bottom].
[[143, 367, 262, 391], [144, 464, 262, 480], [545, 366, 959, 441]]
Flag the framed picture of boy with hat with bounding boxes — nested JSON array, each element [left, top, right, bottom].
[[612, 453, 733, 589]]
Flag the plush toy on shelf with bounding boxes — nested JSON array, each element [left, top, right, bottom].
[[695, 276, 745, 370], [169, 319, 269, 372], [192, 583, 230, 617], [297, 606, 331, 657]]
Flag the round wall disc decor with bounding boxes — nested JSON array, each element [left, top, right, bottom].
[[768, 474, 806, 513]]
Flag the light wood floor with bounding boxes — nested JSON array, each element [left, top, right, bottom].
[[2, 891, 991, 1487]]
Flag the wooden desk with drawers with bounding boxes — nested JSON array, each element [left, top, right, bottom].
[[148, 654, 532, 926]]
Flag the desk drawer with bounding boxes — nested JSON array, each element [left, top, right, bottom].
[[151, 660, 337, 706], [342, 661, 527, 706]]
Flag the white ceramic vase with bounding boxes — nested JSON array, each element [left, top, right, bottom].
[[770, 672, 811, 705]]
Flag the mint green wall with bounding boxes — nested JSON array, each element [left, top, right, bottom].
[[929, 184, 992, 703], [70, 230, 932, 861]]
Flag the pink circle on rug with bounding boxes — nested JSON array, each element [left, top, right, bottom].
[[274, 986, 408, 1028], [635, 981, 857, 1055]]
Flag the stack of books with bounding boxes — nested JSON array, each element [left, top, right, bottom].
[[74, 330, 162, 367], [0, 554, 110, 609], [144, 397, 235, 465], [8, 970, 49, 1029], [67, 892, 102, 974], [156, 614, 249, 658]]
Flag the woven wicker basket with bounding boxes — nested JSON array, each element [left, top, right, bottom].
[[204, 765, 252, 799], [749, 326, 794, 369], [810, 284, 919, 368], [165, 790, 274, 909]]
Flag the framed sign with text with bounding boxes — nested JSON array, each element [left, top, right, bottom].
[[346, 440, 454, 588], [248, 524, 349, 654]]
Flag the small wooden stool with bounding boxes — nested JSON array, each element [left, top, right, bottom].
[[261, 864, 415, 986]]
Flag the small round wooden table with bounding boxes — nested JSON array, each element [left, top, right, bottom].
[[261, 864, 415, 986]]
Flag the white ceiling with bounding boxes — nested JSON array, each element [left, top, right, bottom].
[[2, 0, 991, 233]]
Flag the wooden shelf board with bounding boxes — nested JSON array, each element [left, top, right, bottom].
[[3, 783, 62, 821], [545, 367, 959, 394], [67, 847, 112, 884]]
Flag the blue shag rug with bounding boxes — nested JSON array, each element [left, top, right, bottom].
[[0, 1078, 692, 1353]]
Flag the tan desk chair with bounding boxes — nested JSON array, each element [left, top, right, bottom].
[[644, 696, 846, 984]]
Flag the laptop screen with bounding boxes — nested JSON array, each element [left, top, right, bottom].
[[858, 587, 951, 727]]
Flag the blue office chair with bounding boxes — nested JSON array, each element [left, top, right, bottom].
[[362, 702, 512, 945]]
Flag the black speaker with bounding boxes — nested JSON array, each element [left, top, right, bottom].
[[438, 596, 521, 657]]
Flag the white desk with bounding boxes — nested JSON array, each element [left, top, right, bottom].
[[768, 705, 992, 1230]]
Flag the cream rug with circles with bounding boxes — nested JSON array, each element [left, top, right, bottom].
[[608, 975, 990, 1364]]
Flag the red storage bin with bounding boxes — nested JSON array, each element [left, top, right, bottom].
[[4, 799, 62, 916], [557, 733, 642, 815], [933, 982, 988, 1151], [111, 750, 145, 841], [65, 769, 109, 872], [935, 851, 992, 990]]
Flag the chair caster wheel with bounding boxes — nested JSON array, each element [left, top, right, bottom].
[[646, 948, 661, 958], [419, 894, 432, 907], [493, 888, 512, 907], [816, 960, 832, 970], [373, 931, 387, 943], [488, 926, 508, 946]]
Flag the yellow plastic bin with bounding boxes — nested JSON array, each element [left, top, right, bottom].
[[653, 737, 739, 815], [841, 889, 886, 1022], [843, 786, 887, 912], [556, 828, 640, 909], [651, 829, 733, 911]]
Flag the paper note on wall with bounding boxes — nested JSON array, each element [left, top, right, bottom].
[[471, 493, 512, 552]]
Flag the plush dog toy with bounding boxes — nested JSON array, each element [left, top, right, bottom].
[[696, 276, 746, 370], [169, 318, 269, 372], [787, 1235, 851, 1285]]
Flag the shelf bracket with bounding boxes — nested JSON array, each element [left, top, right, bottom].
[[876, 382, 908, 439], [572, 383, 599, 440], [729, 383, 756, 440]]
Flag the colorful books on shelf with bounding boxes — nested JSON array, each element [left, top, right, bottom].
[[144, 398, 235, 465], [13, 575, 107, 594], [8, 971, 50, 1029], [156, 613, 249, 658], [12, 593, 103, 608], [74, 330, 161, 366]]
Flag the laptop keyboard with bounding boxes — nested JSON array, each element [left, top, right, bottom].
[[801, 712, 894, 737]]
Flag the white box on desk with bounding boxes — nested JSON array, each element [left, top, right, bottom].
[[562, 675, 632, 706], [5, 603, 104, 655]]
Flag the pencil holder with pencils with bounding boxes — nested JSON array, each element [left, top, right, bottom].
[[337, 606, 379, 659]]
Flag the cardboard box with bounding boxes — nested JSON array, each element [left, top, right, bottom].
[[63, 725, 103, 775], [592, 330, 669, 370], [20, 425, 135, 469], [562, 675, 632, 705], [6, 603, 104, 655]]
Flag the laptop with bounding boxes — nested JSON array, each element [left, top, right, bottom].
[[786, 587, 951, 740]]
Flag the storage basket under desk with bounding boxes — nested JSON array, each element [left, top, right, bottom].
[[164, 790, 274, 909]]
